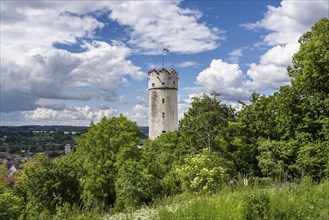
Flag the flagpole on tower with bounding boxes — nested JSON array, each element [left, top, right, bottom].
[[162, 47, 164, 69], [162, 47, 169, 69]]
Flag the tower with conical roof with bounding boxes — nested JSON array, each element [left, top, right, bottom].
[[148, 68, 178, 139]]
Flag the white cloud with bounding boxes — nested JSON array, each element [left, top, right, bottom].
[[228, 49, 243, 63], [123, 104, 148, 126], [1, 1, 147, 115], [108, 1, 223, 54], [196, 59, 250, 101], [23, 106, 117, 122], [259, 43, 299, 67], [119, 96, 127, 104], [1, 41, 144, 112], [244, 43, 300, 91], [243, 0, 328, 45], [244, 63, 290, 91], [1, 1, 107, 63], [195, 0, 328, 105], [240, 0, 328, 92], [177, 61, 197, 68], [178, 93, 200, 120]]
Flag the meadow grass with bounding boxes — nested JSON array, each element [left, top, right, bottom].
[[156, 180, 329, 220]]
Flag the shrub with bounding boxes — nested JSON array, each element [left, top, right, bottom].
[[243, 191, 270, 220], [174, 149, 227, 192]]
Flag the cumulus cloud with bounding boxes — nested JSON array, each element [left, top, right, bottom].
[[196, 59, 250, 101], [196, 1, 328, 103], [1, 1, 148, 116], [241, 0, 328, 92], [243, 0, 328, 46], [108, 1, 223, 54], [1, 1, 107, 62], [123, 103, 148, 126], [244, 43, 300, 91], [1, 41, 144, 112], [24, 106, 117, 122]]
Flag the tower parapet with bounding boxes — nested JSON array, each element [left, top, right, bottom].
[[148, 68, 178, 91], [148, 68, 178, 139]]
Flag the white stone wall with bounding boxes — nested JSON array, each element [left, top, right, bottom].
[[148, 68, 178, 139]]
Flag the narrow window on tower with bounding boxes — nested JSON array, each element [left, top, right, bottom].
[[162, 112, 165, 118], [173, 81, 175, 85], [162, 98, 165, 104]]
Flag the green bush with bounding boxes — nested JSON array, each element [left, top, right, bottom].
[[243, 191, 270, 220], [174, 148, 227, 192], [0, 191, 22, 220]]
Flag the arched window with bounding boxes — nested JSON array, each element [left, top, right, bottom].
[[162, 112, 165, 118], [162, 98, 165, 104]]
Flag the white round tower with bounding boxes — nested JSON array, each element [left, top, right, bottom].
[[148, 68, 178, 139]]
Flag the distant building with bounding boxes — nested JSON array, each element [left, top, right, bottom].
[[64, 144, 71, 155], [8, 165, 18, 177], [148, 68, 178, 139]]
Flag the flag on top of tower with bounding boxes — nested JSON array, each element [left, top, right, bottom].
[[163, 48, 170, 53]]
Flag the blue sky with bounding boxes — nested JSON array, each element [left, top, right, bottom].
[[1, 0, 328, 126]]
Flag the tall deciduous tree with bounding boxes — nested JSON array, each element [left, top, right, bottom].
[[179, 93, 235, 153], [142, 131, 189, 195], [288, 18, 329, 141], [71, 115, 140, 207]]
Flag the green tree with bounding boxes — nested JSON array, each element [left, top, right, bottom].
[[296, 141, 329, 181], [257, 140, 299, 179], [0, 191, 22, 220], [71, 115, 140, 207], [0, 163, 7, 193], [288, 18, 329, 141], [141, 131, 189, 195], [180, 93, 235, 153], [15, 156, 80, 216], [114, 160, 159, 210], [0, 163, 23, 220]]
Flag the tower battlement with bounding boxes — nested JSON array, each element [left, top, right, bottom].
[[148, 68, 178, 139], [148, 68, 178, 91]]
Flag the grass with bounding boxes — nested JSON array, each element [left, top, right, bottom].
[[156, 180, 329, 220], [27, 180, 328, 219]]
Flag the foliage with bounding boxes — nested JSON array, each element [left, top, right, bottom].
[[114, 160, 159, 210], [243, 191, 270, 220], [174, 149, 228, 192], [0, 191, 22, 220], [179, 92, 235, 153], [288, 17, 329, 141], [0, 163, 7, 193], [141, 131, 189, 195], [257, 139, 299, 178], [15, 155, 80, 215], [296, 141, 329, 181], [71, 115, 140, 207]]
